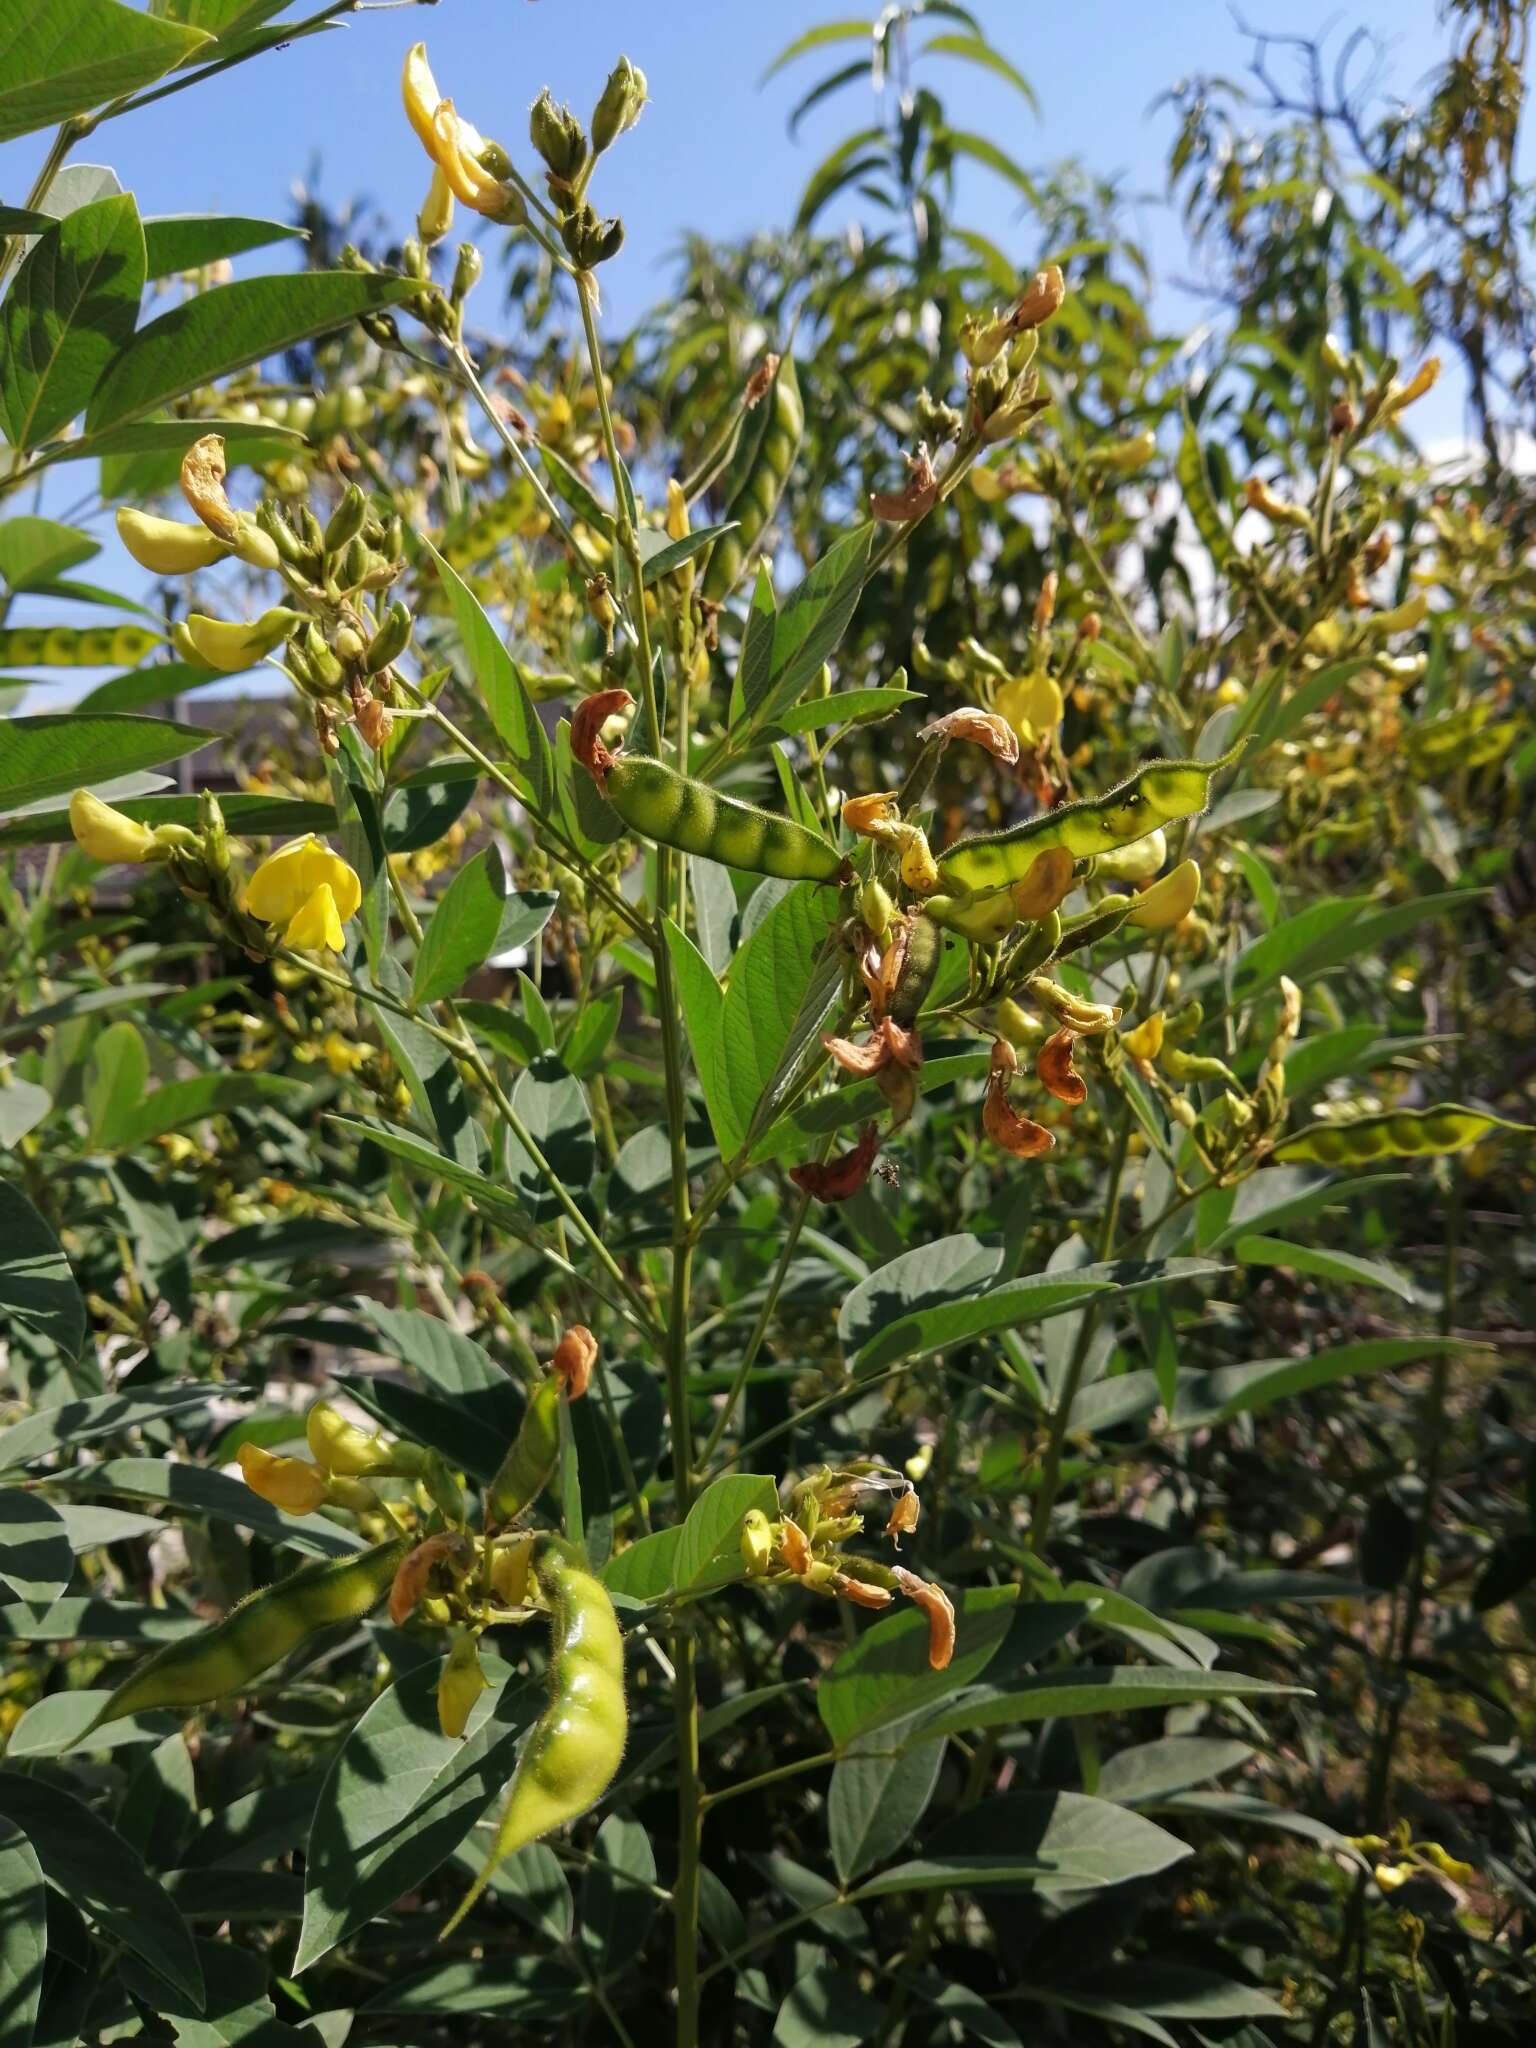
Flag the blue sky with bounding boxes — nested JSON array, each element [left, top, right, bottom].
[[0, 1, 1480, 704]]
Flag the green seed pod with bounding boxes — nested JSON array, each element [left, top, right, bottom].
[[339, 535, 371, 590], [888, 914, 943, 1026], [924, 890, 1018, 944], [1272, 1104, 1530, 1168], [0, 624, 160, 669], [607, 756, 843, 882], [442, 1537, 625, 1936], [324, 484, 368, 557], [701, 357, 804, 602], [256, 499, 307, 568], [90, 1537, 408, 1728], [486, 1373, 561, 1525], [1005, 907, 1062, 980], [938, 745, 1245, 896], [1053, 896, 1134, 958], [365, 601, 413, 674]]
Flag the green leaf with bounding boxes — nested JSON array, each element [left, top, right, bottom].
[[502, 1054, 595, 1221], [0, 1818, 45, 2045], [0, 0, 210, 144], [0, 714, 206, 816], [0, 1384, 212, 1472], [73, 657, 227, 713], [141, 212, 301, 279], [0, 1077, 49, 1147], [151, 0, 294, 42], [330, 1116, 526, 1234], [364, 955, 482, 1175], [85, 1015, 148, 1143], [731, 559, 778, 724], [754, 523, 873, 733], [772, 683, 917, 737], [1176, 412, 1235, 570], [1071, 1963, 1286, 2021], [761, 18, 871, 83], [601, 1525, 682, 1604], [717, 879, 840, 1150], [0, 513, 99, 589], [1233, 1234, 1415, 1303], [103, 1071, 302, 1151], [639, 521, 737, 586], [773, 1965, 883, 2048], [1174, 1336, 1462, 1428], [5, 1688, 169, 1757], [0, 787, 331, 847], [0, 1177, 84, 1358], [1096, 1736, 1255, 1805], [424, 539, 554, 818], [921, 31, 1038, 109], [663, 916, 738, 1155], [673, 1473, 778, 1590], [0, 1773, 203, 2007], [412, 846, 511, 1004], [853, 1791, 1190, 1897], [839, 1233, 1007, 1353], [0, 1488, 73, 1605], [293, 1656, 539, 1972], [85, 270, 414, 431], [0, 193, 145, 449], [917, 1667, 1299, 1743], [828, 1711, 946, 1886], [820, 1584, 1018, 1747]]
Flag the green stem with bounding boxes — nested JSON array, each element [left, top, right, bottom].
[[698, 1188, 814, 1468]]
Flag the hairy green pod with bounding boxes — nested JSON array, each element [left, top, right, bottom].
[[938, 746, 1243, 896], [1054, 895, 1135, 958], [606, 755, 842, 882], [486, 1373, 561, 1524], [443, 1538, 625, 1936], [91, 1536, 408, 1728], [1272, 1104, 1530, 1167], [702, 356, 804, 601], [889, 914, 944, 1026], [0, 624, 160, 670]]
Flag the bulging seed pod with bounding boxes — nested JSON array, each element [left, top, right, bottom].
[[91, 1537, 408, 1728], [1096, 827, 1167, 882], [486, 1372, 562, 1525], [116, 506, 231, 575], [442, 1538, 625, 1936], [701, 355, 804, 602], [938, 744, 1245, 896], [0, 624, 161, 668], [1272, 1103, 1530, 1167], [573, 688, 845, 884]]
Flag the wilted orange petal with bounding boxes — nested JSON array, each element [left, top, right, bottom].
[[1037, 1027, 1086, 1106], [983, 1084, 1056, 1159], [823, 1032, 890, 1077], [875, 1061, 918, 1129], [388, 1532, 464, 1627], [843, 791, 901, 839], [893, 1566, 956, 1669], [834, 1572, 894, 1609], [870, 451, 938, 524], [878, 1018, 923, 1070], [886, 1489, 921, 1545], [917, 706, 1020, 765], [789, 1123, 880, 1202], [572, 687, 634, 787], [552, 1325, 597, 1400], [989, 1036, 1019, 1078], [778, 1519, 812, 1575]]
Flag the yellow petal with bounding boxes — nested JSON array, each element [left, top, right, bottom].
[[431, 102, 509, 213], [1123, 1012, 1165, 1062], [69, 789, 157, 864], [245, 837, 318, 922], [237, 1443, 326, 1515], [285, 883, 345, 952], [1129, 859, 1201, 930], [402, 41, 442, 150]]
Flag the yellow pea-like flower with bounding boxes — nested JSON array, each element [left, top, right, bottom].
[[68, 789, 158, 865], [245, 837, 361, 952], [1122, 1012, 1166, 1063], [401, 44, 515, 220], [994, 669, 1063, 745], [237, 1442, 326, 1515], [438, 1632, 487, 1740], [1129, 859, 1201, 930]]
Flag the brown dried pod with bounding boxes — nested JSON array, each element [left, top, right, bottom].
[[790, 1123, 880, 1203], [893, 1566, 956, 1669], [1037, 1027, 1086, 1106]]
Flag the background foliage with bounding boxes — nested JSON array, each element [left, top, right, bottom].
[[0, 3, 1533, 2045]]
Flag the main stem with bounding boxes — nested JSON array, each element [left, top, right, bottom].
[[573, 270, 703, 2048]]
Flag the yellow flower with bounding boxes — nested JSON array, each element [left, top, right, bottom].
[[402, 43, 516, 220], [321, 1031, 368, 1077], [68, 789, 157, 864], [244, 837, 361, 953], [994, 669, 1063, 745], [237, 1442, 326, 1515], [1122, 1012, 1165, 1063]]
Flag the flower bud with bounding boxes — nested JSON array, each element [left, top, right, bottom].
[[324, 484, 369, 557], [1008, 263, 1066, 333], [437, 1631, 487, 1739], [68, 789, 158, 865], [451, 241, 483, 304], [740, 1508, 775, 1578], [417, 165, 455, 246], [530, 88, 587, 181], [591, 56, 647, 154], [365, 600, 412, 673]]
